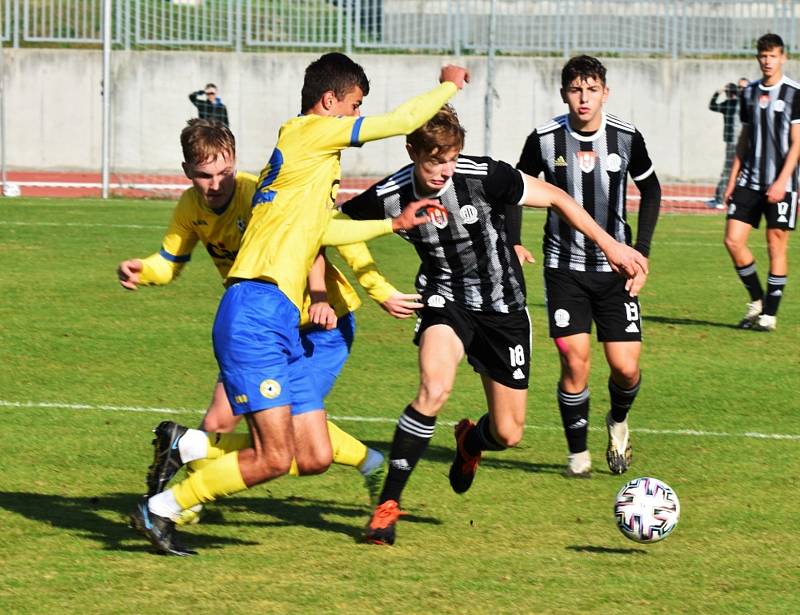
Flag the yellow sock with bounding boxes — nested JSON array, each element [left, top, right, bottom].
[[289, 459, 299, 477], [206, 432, 251, 459], [327, 421, 368, 469], [173, 451, 246, 509]]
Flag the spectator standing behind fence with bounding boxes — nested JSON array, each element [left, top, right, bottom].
[[189, 83, 229, 127], [707, 82, 741, 209]]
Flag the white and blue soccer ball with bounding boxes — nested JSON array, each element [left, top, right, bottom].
[[614, 477, 680, 543]]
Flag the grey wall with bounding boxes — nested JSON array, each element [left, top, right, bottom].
[[2, 49, 796, 181]]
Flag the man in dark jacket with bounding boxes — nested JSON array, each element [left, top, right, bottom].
[[707, 82, 740, 208], [189, 83, 229, 127]]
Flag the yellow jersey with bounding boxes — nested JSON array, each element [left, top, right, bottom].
[[135, 173, 396, 326], [227, 81, 457, 309]]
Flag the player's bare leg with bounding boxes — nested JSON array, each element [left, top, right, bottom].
[[603, 341, 641, 474], [555, 333, 592, 477], [448, 375, 527, 494], [366, 325, 463, 545], [724, 218, 764, 327], [292, 410, 333, 475]]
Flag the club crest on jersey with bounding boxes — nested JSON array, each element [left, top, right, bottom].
[[259, 379, 281, 399], [460, 205, 478, 225], [606, 153, 622, 172], [576, 151, 596, 173], [427, 294, 446, 308], [426, 206, 448, 229], [774, 99, 786, 113], [759, 94, 770, 109], [554, 308, 571, 328]]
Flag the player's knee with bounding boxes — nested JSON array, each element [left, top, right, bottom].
[[417, 381, 452, 412], [295, 455, 332, 476], [611, 365, 640, 387], [494, 423, 523, 448], [201, 414, 238, 433], [723, 233, 743, 254]]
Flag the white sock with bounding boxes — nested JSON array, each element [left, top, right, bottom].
[[177, 428, 209, 463], [358, 448, 384, 476], [568, 450, 591, 472], [148, 489, 183, 522]]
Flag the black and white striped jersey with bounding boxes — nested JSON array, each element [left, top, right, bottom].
[[341, 155, 527, 313], [737, 76, 800, 192], [517, 113, 654, 272]]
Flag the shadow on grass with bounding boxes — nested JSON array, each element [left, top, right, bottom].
[[361, 441, 565, 475], [0, 490, 441, 552], [644, 314, 739, 329], [566, 544, 648, 555]]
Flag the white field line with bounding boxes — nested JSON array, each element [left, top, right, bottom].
[[1, 400, 797, 441]]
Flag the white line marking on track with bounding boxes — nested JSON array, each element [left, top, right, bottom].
[[2, 400, 797, 441]]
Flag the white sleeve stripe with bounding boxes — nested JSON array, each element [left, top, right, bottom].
[[631, 165, 655, 182], [791, 119, 800, 124], [517, 169, 528, 206]]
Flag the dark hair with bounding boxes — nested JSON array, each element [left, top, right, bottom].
[[725, 82, 738, 96], [406, 104, 466, 155], [757, 33, 784, 53], [181, 118, 235, 165], [561, 55, 607, 90], [300, 52, 370, 113], [205, 83, 217, 90]]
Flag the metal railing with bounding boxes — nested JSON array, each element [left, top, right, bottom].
[[1, 0, 797, 57]]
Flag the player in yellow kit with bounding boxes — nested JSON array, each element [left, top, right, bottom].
[[130, 53, 469, 555], [118, 119, 424, 516]]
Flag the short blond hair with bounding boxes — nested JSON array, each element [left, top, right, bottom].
[[406, 104, 465, 156], [180, 118, 235, 166]]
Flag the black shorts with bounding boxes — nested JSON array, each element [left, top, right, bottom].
[[413, 297, 531, 389], [543, 268, 642, 342], [727, 186, 797, 230]]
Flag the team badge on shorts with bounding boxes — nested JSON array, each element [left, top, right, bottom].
[[259, 379, 282, 399], [554, 308, 571, 328], [577, 151, 596, 173]]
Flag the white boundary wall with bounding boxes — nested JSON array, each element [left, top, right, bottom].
[[2, 49, 797, 180]]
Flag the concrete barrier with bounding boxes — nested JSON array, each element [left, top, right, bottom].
[[1, 49, 795, 181]]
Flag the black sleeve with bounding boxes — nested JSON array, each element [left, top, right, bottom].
[[739, 89, 750, 124], [632, 172, 661, 257], [792, 90, 800, 122], [483, 158, 525, 207], [516, 130, 545, 177], [340, 184, 386, 221], [221, 105, 229, 127], [188, 90, 202, 106], [627, 130, 655, 182], [505, 201, 522, 246], [708, 92, 721, 112]]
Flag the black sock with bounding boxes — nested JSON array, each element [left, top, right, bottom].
[[379, 405, 436, 505], [558, 386, 589, 454], [735, 261, 764, 302], [609, 376, 641, 424], [463, 413, 506, 457], [763, 273, 787, 316]]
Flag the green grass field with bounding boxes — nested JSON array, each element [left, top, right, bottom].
[[1, 197, 798, 614]]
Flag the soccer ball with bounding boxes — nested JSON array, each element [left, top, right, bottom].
[[614, 477, 680, 543]]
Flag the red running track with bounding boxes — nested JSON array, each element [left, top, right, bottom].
[[2, 171, 721, 214]]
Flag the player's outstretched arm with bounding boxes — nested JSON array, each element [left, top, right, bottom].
[[519, 174, 648, 295], [355, 66, 468, 145], [117, 259, 143, 290]]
